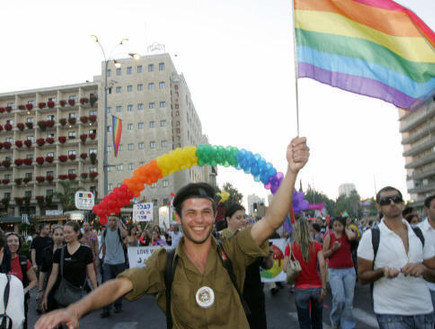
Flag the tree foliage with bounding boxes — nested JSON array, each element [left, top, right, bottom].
[[55, 181, 84, 211], [214, 182, 243, 208]]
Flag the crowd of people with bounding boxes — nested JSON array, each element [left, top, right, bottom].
[[0, 137, 434, 329]]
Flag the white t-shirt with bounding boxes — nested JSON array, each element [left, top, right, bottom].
[[357, 219, 434, 315], [169, 231, 182, 248], [419, 219, 435, 291], [0, 274, 25, 329]]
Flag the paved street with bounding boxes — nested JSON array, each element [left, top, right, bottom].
[[28, 282, 378, 328]]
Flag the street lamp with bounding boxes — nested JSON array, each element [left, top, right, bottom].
[[91, 35, 128, 198]]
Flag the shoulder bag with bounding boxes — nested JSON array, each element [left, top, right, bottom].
[[54, 246, 86, 307], [286, 242, 301, 285]]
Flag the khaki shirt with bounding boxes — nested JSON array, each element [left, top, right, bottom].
[[118, 226, 268, 329]]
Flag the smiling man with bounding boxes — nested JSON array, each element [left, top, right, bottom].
[[34, 136, 309, 329]]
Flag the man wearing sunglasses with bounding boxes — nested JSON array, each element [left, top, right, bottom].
[[357, 186, 435, 329]]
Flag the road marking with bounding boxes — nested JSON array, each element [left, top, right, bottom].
[[288, 312, 331, 329], [353, 308, 378, 328], [112, 322, 139, 329]]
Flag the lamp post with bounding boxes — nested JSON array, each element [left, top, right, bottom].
[[91, 35, 128, 197]]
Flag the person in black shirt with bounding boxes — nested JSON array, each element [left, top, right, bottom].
[[41, 221, 97, 310]]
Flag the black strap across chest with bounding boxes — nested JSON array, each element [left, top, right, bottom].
[[164, 242, 250, 329]]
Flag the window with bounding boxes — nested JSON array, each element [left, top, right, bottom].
[[152, 199, 158, 206], [148, 83, 155, 90], [127, 66, 132, 75], [119, 144, 123, 151], [69, 112, 76, 119], [107, 69, 112, 77], [150, 141, 156, 149], [90, 148, 97, 154], [159, 81, 165, 89], [116, 68, 121, 76], [5, 137, 12, 143], [90, 110, 97, 116], [116, 87, 122, 93], [162, 180, 169, 187], [107, 126, 112, 132], [46, 189, 54, 197], [127, 123, 133, 130], [116, 106, 122, 113], [107, 145, 112, 152], [68, 150, 77, 155], [161, 140, 168, 148], [4, 193, 10, 200], [25, 172, 32, 179], [117, 164, 123, 171], [127, 85, 133, 92], [6, 120, 13, 125], [127, 104, 133, 112], [149, 102, 155, 109], [89, 129, 96, 134], [69, 95, 77, 101], [90, 167, 97, 173], [138, 122, 144, 129], [137, 65, 142, 73], [149, 121, 155, 128], [47, 133, 55, 138], [68, 131, 76, 139], [26, 154, 33, 160], [68, 169, 76, 175], [160, 120, 167, 127], [47, 115, 55, 120], [151, 183, 157, 189], [25, 190, 32, 198], [148, 64, 154, 72], [108, 184, 113, 191], [26, 117, 34, 123], [160, 101, 166, 108], [138, 142, 144, 149], [159, 62, 165, 71], [137, 104, 144, 111], [7, 102, 14, 110], [106, 107, 112, 114], [139, 161, 145, 166], [128, 143, 134, 150], [107, 166, 113, 172], [137, 84, 143, 91], [128, 163, 134, 170], [47, 152, 54, 157], [26, 136, 33, 142]]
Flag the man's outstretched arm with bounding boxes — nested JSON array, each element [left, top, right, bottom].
[[34, 277, 133, 329], [251, 137, 309, 246]]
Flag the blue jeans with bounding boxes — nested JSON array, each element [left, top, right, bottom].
[[102, 263, 127, 312], [294, 288, 323, 329], [328, 267, 356, 329], [376, 313, 434, 329]]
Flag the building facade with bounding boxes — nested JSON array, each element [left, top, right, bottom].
[[338, 183, 356, 197], [0, 52, 213, 220], [400, 97, 435, 210], [0, 82, 99, 218]]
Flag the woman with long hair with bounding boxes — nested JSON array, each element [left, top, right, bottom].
[[284, 218, 326, 329], [6, 232, 37, 329], [41, 221, 97, 311], [124, 225, 139, 247], [38, 225, 64, 312], [323, 217, 356, 329]]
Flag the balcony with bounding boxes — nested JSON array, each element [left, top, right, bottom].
[[402, 121, 435, 144], [403, 137, 435, 157], [408, 181, 435, 194], [400, 103, 435, 133], [408, 165, 435, 180], [405, 152, 435, 169]]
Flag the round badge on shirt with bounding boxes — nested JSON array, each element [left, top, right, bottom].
[[195, 286, 215, 308]]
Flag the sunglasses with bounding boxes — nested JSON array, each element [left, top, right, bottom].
[[379, 195, 403, 206]]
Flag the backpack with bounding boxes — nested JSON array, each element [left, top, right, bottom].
[[0, 275, 13, 329], [164, 241, 250, 329]]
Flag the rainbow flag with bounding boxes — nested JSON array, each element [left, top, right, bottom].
[[112, 115, 122, 157], [294, 0, 435, 110]]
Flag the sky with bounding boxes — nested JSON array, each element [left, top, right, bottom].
[[1, 0, 434, 206]]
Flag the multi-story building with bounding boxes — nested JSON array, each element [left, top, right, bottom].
[[338, 183, 356, 197], [0, 82, 99, 218], [98, 53, 213, 218], [400, 97, 435, 210], [0, 52, 213, 221], [247, 194, 265, 215]]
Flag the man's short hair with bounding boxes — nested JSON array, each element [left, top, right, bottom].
[[376, 186, 402, 204], [424, 195, 435, 208], [173, 183, 216, 216], [39, 223, 48, 231]]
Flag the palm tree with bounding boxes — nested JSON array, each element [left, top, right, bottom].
[[55, 181, 84, 211]]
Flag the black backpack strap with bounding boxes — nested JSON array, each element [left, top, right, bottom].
[[370, 227, 380, 304], [411, 226, 425, 247], [216, 241, 251, 316], [164, 249, 178, 329], [3, 275, 10, 312]]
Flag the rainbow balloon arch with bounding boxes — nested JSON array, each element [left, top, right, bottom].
[[93, 145, 308, 225]]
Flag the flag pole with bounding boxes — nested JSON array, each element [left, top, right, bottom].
[[291, 0, 300, 136]]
